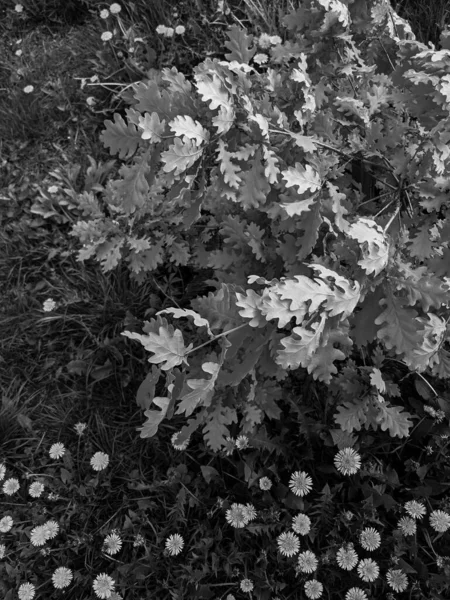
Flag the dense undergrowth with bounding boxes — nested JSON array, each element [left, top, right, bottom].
[[1, 1, 450, 600]]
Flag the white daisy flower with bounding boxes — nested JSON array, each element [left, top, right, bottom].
[[345, 588, 368, 600], [242, 503, 257, 522], [103, 532, 122, 555], [43, 520, 59, 539], [397, 516, 416, 536], [292, 513, 311, 535], [17, 582, 35, 600], [289, 471, 313, 497], [91, 452, 109, 471], [253, 53, 268, 65], [30, 525, 48, 546], [3, 478, 20, 495], [336, 545, 359, 570], [259, 476, 272, 491], [277, 531, 300, 556], [240, 579, 254, 593], [269, 35, 282, 45], [101, 31, 113, 42], [29, 482, 44, 498], [404, 500, 426, 519], [304, 579, 323, 599], [109, 3, 121, 14], [386, 568, 408, 592], [225, 504, 248, 528], [429, 510, 450, 532], [258, 33, 272, 49], [357, 558, 379, 582], [165, 534, 184, 555], [93, 573, 116, 599], [100, 9, 109, 18], [175, 25, 185, 34], [334, 447, 362, 475], [0, 516, 13, 532], [23, 85, 34, 94], [297, 550, 318, 573], [235, 435, 249, 450], [15, 4, 24, 12], [52, 567, 73, 589], [171, 431, 190, 451], [359, 527, 381, 551], [49, 443, 65, 459]]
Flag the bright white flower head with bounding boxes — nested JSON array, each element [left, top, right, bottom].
[[334, 447, 362, 475], [43, 520, 59, 540], [277, 531, 300, 556], [86, 96, 97, 107], [240, 579, 254, 593], [52, 567, 73, 589], [15, 4, 24, 12], [357, 558, 379, 582], [242, 503, 257, 522], [253, 53, 269, 65], [386, 568, 408, 592], [93, 573, 116, 599], [304, 579, 323, 599], [103, 532, 123, 555], [100, 9, 109, 18], [404, 500, 426, 519], [156, 24, 174, 37], [15, 48, 23, 56], [133, 533, 145, 547], [171, 431, 190, 451], [397, 516, 416, 536], [91, 452, 109, 471], [109, 3, 121, 14], [297, 550, 318, 573], [101, 31, 113, 42], [258, 33, 272, 49], [269, 35, 282, 45], [336, 545, 359, 570], [235, 435, 249, 450], [175, 25, 185, 35], [0, 462, 5, 480], [292, 513, 311, 535], [165, 533, 184, 555], [289, 471, 313, 497], [359, 527, 381, 551], [43, 298, 57, 311], [0, 516, 13, 532], [23, 85, 34, 93], [49, 443, 65, 459], [429, 510, 450, 532], [18, 582, 35, 600], [226, 503, 250, 528], [259, 476, 272, 491], [74, 422, 87, 435], [29, 482, 45, 498], [30, 525, 48, 546], [345, 588, 368, 600], [3, 477, 20, 495]]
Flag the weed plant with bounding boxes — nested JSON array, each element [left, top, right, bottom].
[[1, 1, 450, 600]]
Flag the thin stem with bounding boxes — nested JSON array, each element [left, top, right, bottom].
[[186, 323, 249, 355], [383, 205, 400, 232]]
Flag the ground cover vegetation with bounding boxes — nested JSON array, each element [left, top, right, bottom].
[[1, 0, 450, 599]]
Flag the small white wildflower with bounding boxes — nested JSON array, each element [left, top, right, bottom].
[[386, 569, 408, 592], [242, 503, 257, 522], [259, 476, 272, 491], [289, 471, 313, 497], [304, 579, 323, 599], [23, 85, 34, 94], [43, 298, 57, 311], [49, 443, 65, 459], [165, 27, 174, 38], [336, 545, 359, 570], [345, 588, 368, 600], [175, 25, 186, 35], [133, 533, 145, 547], [0, 516, 13, 533], [0, 463, 5, 480], [165, 534, 184, 555], [404, 500, 426, 519], [109, 3, 121, 14], [104, 532, 122, 555], [100, 9, 109, 18], [269, 35, 282, 45], [43, 520, 59, 539], [93, 573, 116, 599], [171, 431, 190, 451], [357, 558, 380, 582], [3, 478, 20, 495], [86, 96, 97, 107], [15, 4, 24, 12], [74, 422, 87, 435], [30, 525, 48, 546], [277, 531, 300, 557], [397, 516, 417, 536], [101, 31, 113, 42], [359, 527, 381, 551], [334, 447, 362, 475], [297, 550, 318, 573], [15, 49, 23, 56], [258, 33, 272, 49], [240, 579, 254, 593], [253, 53, 268, 65], [429, 510, 450, 532], [292, 513, 311, 536], [29, 482, 45, 498], [91, 451, 109, 471], [52, 567, 73, 589], [47, 185, 59, 194], [236, 435, 249, 450], [18, 582, 35, 600], [225, 503, 248, 528]]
